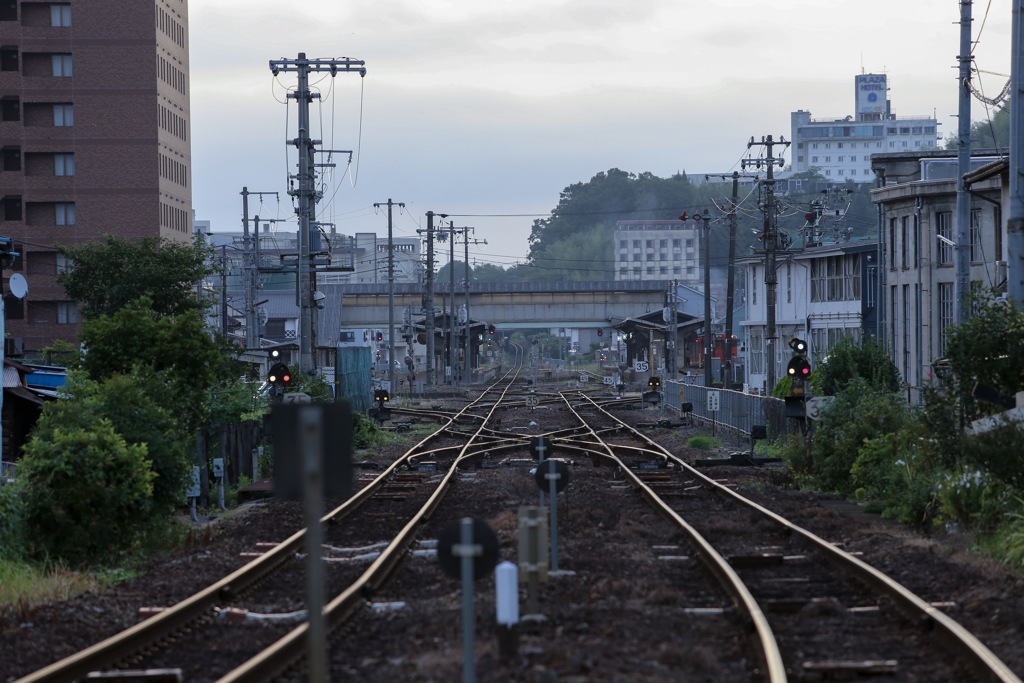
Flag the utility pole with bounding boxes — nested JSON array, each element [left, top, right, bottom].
[[1010, 0, 1024, 307], [699, 210, 713, 388], [448, 221, 457, 384], [374, 199, 404, 395], [220, 244, 229, 337], [269, 53, 366, 375], [707, 171, 757, 390], [743, 135, 789, 394], [422, 212, 444, 387], [240, 187, 279, 349], [955, 0, 973, 323], [465, 232, 486, 383]]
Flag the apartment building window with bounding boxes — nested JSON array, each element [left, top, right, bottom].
[[901, 216, 909, 269], [632, 240, 640, 249], [3, 195, 22, 220], [913, 213, 920, 266], [57, 302, 78, 324], [3, 146, 21, 171], [850, 155, 857, 162], [51, 54, 72, 77], [686, 266, 695, 276], [53, 103, 73, 126], [749, 329, 764, 375], [811, 156, 818, 163], [54, 153, 74, 176], [55, 202, 75, 225], [1, 96, 19, 121], [938, 282, 954, 355], [1, 2, 17, 20], [646, 266, 655, 275], [632, 254, 640, 262], [1, 47, 17, 71], [57, 252, 72, 274], [810, 255, 860, 302], [936, 211, 953, 265], [673, 267, 681, 275], [645, 239, 654, 249], [50, 4, 71, 26], [902, 284, 910, 380], [888, 218, 897, 269], [618, 239, 627, 249], [970, 208, 982, 261]]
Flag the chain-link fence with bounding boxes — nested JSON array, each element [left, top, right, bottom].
[[662, 379, 798, 442]]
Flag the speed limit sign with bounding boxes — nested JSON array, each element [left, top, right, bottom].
[[525, 394, 539, 407], [634, 361, 650, 373]]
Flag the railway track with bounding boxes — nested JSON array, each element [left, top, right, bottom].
[[11, 354, 1023, 682]]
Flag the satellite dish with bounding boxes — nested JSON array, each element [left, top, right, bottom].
[[8, 273, 27, 299]]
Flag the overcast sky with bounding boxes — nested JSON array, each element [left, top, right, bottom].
[[189, 0, 1013, 269]]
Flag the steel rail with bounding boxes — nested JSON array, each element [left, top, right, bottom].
[[559, 392, 789, 682], [574, 392, 1023, 683], [216, 361, 526, 683]]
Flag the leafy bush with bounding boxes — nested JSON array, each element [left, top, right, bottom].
[[0, 484, 26, 561], [934, 466, 1013, 530], [1002, 502, 1024, 568], [959, 420, 1024, 492], [353, 413, 399, 450], [800, 379, 912, 495], [687, 436, 721, 450], [31, 372, 190, 519], [850, 430, 937, 526], [812, 336, 901, 396], [20, 421, 156, 567]]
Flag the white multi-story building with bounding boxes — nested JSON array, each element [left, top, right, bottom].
[[791, 74, 940, 181], [870, 150, 1007, 404], [614, 220, 702, 287], [740, 240, 879, 394]]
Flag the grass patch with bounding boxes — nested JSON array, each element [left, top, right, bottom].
[[0, 559, 106, 611], [687, 436, 722, 450]]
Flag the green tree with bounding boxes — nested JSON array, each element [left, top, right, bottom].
[[944, 103, 1010, 150], [58, 234, 212, 319], [811, 336, 902, 396], [939, 297, 1024, 423], [19, 420, 156, 567], [77, 297, 234, 433], [31, 372, 190, 519]]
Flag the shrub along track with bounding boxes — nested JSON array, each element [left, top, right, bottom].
[[4, 378, 1024, 682]]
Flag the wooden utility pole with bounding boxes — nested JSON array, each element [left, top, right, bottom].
[[743, 135, 789, 394], [268, 53, 365, 374], [1010, 0, 1024, 306], [955, 0, 973, 323], [374, 198, 405, 393]]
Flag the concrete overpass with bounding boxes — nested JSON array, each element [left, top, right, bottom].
[[326, 280, 702, 330]]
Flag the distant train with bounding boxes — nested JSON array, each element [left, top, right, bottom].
[[689, 334, 739, 368]]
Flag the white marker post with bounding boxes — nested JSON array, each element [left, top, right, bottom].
[[495, 561, 519, 659]]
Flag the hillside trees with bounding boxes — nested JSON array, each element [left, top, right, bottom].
[[525, 169, 720, 281]]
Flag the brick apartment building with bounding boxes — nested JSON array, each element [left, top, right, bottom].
[[1, 0, 191, 353]]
